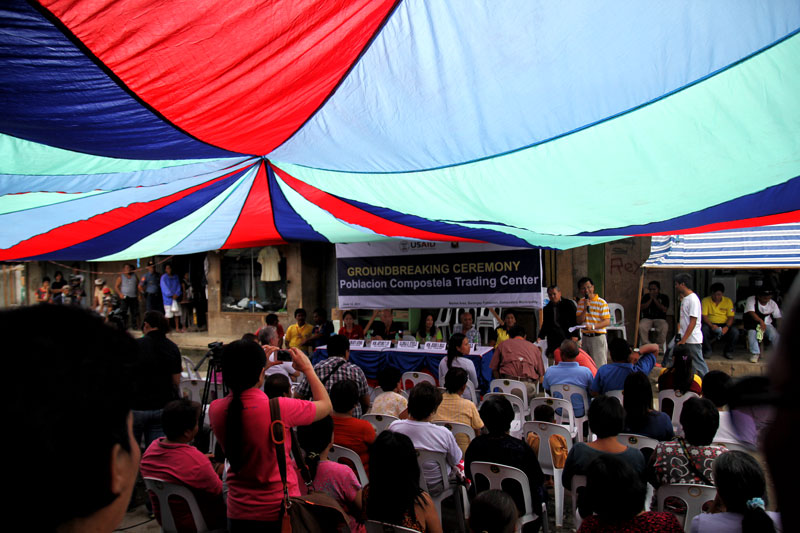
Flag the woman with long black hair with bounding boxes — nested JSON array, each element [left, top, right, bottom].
[[658, 344, 703, 394], [623, 371, 674, 442], [209, 340, 331, 531], [437, 332, 478, 390]]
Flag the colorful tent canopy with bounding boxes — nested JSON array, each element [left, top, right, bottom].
[[1, 1, 799, 260], [643, 224, 800, 269]]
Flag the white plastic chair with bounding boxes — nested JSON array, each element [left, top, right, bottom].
[[433, 421, 476, 449], [179, 378, 205, 404], [469, 461, 547, 531], [401, 371, 436, 391], [658, 390, 699, 434], [144, 477, 226, 533], [656, 483, 717, 532], [415, 449, 469, 532], [607, 302, 627, 340], [435, 308, 453, 340], [529, 397, 578, 443], [462, 380, 479, 405], [361, 413, 399, 434], [369, 386, 384, 402], [489, 378, 533, 414], [181, 356, 200, 379], [366, 521, 419, 533], [606, 389, 624, 403], [617, 433, 658, 510], [482, 392, 526, 437], [548, 384, 590, 442], [569, 474, 587, 531], [328, 444, 369, 487], [521, 421, 573, 528], [476, 308, 499, 344]]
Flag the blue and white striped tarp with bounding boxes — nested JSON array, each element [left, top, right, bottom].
[[643, 224, 800, 268]]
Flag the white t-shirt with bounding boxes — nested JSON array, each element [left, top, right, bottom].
[[265, 352, 296, 378], [713, 411, 738, 444], [744, 296, 782, 325], [690, 510, 781, 532], [679, 292, 703, 344], [388, 419, 461, 492], [438, 356, 479, 390]]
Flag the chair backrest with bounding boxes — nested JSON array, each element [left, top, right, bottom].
[[433, 421, 476, 442], [361, 413, 399, 434], [462, 380, 479, 405], [617, 433, 658, 453], [369, 386, 384, 402], [435, 308, 452, 327], [570, 474, 588, 531], [489, 378, 529, 407], [402, 371, 436, 391], [656, 483, 716, 531], [415, 449, 454, 495], [179, 378, 206, 404], [366, 520, 420, 533], [469, 461, 539, 526], [181, 356, 200, 379], [608, 303, 625, 326], [521, 421, 573, 475], [144, 477, 212, 532], [550, 384, 590, 420], [529, 397, 577, 438], [328, 444, 369, 487], [606, 389, 624, 403], [658, 389, 699, 432], [482, 392, 526, 422]]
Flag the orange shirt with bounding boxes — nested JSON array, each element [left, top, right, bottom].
[[332, 415, 376, 476], [553, 347, 598, 377]]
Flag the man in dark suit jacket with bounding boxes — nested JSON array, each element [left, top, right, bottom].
[[538, 285, 578, 355]]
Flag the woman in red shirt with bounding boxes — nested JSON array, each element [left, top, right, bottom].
[[338, 310, 364, 340]]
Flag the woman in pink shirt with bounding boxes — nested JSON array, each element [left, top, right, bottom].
[[209, 341, 332, 531]]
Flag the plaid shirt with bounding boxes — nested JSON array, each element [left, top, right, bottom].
[[295, 356, 369, 417]]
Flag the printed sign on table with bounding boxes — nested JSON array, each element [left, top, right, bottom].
[[369, 340, 392, 348], [425, 342, 447, 351], [349, 339, 365, 348], [397, 340, 419, 349]]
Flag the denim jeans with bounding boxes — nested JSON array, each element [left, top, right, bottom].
[[747, 324, 779, 355], [701, 322, 739, 355], [132, 409, 164, 450], [685, 343, 708, 377]]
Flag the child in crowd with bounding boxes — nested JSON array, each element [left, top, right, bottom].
[[297, 416, 364, 532], [330, 380, 376, 476], [369, 366, 408, 419], [264, 373, 292, 399], [525, 404, 568, 469], [469, 490, 518, 533], [140, 399, 226, 532]]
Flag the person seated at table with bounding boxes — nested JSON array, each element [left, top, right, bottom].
[[330, 379, 376, 476], [488, 308, 516, 347], [365, 308, 399, 340], [365, 431, 443, 533], [469, 490, 518, 533], [578, 455, 683, 532], [453, 309, 480, 344], [8, 305, 140, 532], [415, 311, 443, 343], [657, 344, 703, 418], [648, 397, 728, 513], [264, 373, 293, 399], [369, 366, 408, 419], [285, 307, 313, 353], [438, 332, 479, 390], [701, 370, 738, 445], [389, 383, 462, 494], [338, 310, 365, 340], [562, 396, 646, 491], [465, 395, 545, 532], [490, 325, 545, 400], [433, 368, 484, 453], [691, 451, 780, 533], [622, 372, 674, 444], [553, 339, 598, 376], [297, 416, 364, 532], [306, 307, 335, 350], [525, 404, 568, 469], [140, 398, 226, 532], [589, 337, 658, 396]]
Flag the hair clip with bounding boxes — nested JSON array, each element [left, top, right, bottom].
[[746, 497, 765, 510]]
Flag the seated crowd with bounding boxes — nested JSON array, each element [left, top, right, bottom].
[[11, 301, 786, 533]]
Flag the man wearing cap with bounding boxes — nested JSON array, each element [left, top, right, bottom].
[[139, 260, 162, 313], [744, 288, 782, 363]]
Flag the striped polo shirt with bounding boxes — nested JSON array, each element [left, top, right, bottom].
[[576, 294, 611, 334]]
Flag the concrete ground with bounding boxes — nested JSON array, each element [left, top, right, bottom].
[[117, 331, 770, 532]]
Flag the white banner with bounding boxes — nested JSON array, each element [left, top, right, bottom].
[[336, 241, 543, 309]]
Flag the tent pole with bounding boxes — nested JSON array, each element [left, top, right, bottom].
[[633, 267, 645, 348]]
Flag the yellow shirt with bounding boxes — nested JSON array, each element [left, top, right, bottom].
[[495, 327, 510, 346], [433, 393, 484, 453], [576, 294, 611, 334], [285, 323, 313, 350], [701, 296, 735, 324]]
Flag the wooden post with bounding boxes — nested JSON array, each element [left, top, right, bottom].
[[633, 267, 645, 348]]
